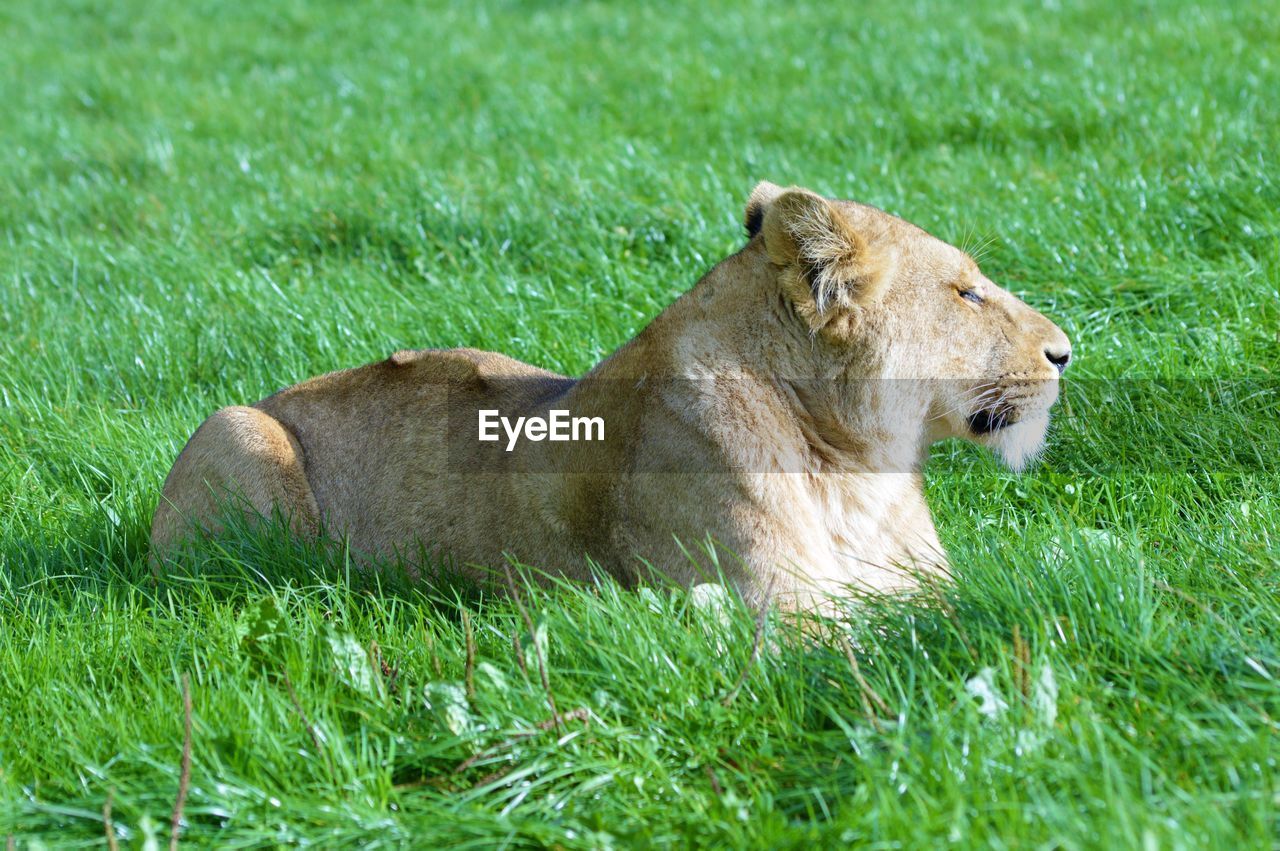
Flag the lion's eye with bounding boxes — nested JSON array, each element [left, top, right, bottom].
[[960, 289, 984, 305]]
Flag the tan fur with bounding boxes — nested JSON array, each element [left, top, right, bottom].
[[151, 182, 1071, 610]]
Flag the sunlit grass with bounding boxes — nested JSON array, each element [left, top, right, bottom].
[[1, 0, 1278, 845]]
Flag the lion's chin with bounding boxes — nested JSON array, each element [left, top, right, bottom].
[[978, 410, 1051, 472]]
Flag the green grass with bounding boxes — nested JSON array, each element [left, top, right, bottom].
[[2, 0, 1279, 846]]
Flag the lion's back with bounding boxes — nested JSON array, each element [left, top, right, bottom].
[[253, 347, 570, 559]]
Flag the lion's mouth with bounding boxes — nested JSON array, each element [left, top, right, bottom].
[[967, 408, 1014, 434]]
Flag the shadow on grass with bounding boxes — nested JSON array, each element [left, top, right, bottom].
[[1, 501, 486, 627]]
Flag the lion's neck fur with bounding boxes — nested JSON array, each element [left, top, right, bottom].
[[545, 242, 947, 594], [586, 242, 935, 476]]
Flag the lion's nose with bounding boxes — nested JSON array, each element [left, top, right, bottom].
[[1044, 346, 1072, 375]]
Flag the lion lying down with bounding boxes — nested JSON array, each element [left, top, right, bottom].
[[151, 182, 1071, 609]]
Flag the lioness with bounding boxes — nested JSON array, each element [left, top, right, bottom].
[[151, 182, 1071, 608]]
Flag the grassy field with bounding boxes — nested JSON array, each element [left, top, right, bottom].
[[3, 0, 1279, 845]]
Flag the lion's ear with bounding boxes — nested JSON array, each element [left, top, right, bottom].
[[752, 184, 889, 315], [744, 181, 785, 238]]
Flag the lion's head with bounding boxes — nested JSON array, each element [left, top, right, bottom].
[[743, 181, 1072, 471]]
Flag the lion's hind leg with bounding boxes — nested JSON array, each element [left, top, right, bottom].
[[149, 406, 319, 573]]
